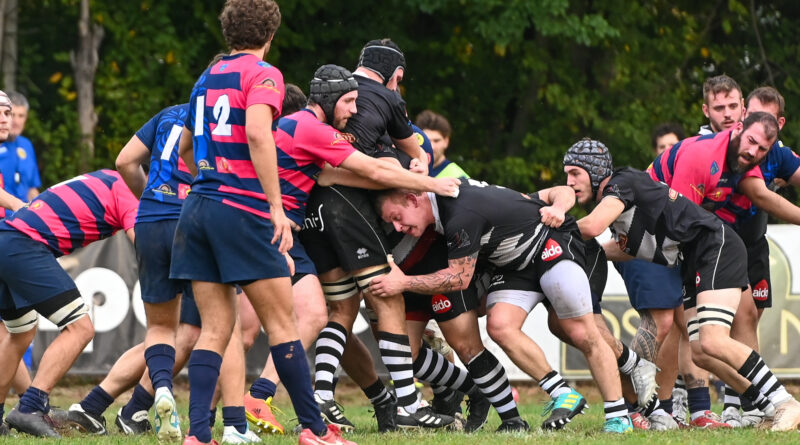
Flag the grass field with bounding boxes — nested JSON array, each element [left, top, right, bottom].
[[2, 380, 800, 444]]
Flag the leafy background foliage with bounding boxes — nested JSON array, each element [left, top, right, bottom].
[[11, 0, 800, 196]]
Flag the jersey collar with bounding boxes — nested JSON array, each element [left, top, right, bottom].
[[428, 192, 444, 234]]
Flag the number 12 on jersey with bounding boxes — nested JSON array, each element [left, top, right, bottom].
[[194, 94, 232, 137]]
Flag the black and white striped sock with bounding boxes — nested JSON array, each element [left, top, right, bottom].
[[604, 398, 628, 420], [413, 342, 475, 394], [723, 385, 741, 410], [617, 344, 639, 375], [737, 351, 791, 406], [742, 384, 771, 412], [466, 349, 520, 421], [313, 322, 347, 401], [362, 379, 393, 407], [539, 370, 571, 399], [378, 332, 419, 413]]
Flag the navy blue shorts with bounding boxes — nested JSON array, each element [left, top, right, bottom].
[[179, 291, 201, 327], [614, 259, 682, 310], [135, 220, 194, 304], [0, 229, 78, 311], [170, 194, 290, 284], [289, 235, 317, 277]]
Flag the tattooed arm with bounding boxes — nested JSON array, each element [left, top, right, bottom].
[[631, 310, 659, 362], [369, 252, 478, 297]]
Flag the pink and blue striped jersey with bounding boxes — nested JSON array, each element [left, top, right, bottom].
[[135, 103, 194, 224], [186, 53, 285, 218], [275, 109, 356, 225], [1, 169, 138, 256], [647, 130, 761, 215]]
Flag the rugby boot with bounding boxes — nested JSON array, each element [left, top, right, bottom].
[[541, 389, 587, 430], [244, 393, 284, 435]]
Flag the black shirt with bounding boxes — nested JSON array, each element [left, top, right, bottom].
[[343, 75, 413, 158], [432, 179, 555, 271], [602, 167, 722, 266]]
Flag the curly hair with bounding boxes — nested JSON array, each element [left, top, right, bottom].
[[219, 0, 281, 51]]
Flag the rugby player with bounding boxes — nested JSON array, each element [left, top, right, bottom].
[[372, 180, 634, 433], [566, 132, 800, 432], [0, 170, 138, 437]]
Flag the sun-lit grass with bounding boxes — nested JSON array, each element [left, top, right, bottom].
[[2, 380, 800, 444]]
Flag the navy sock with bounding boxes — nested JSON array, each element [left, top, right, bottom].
[[121, 384, 155, 419], [145, 344, 176, 391], [222, 406, 247, 434], [271, 340, 327, 436], [660, 398, 673, 415], [687, 387, 711, 415], [80, 386, 115, 416], [209, 407, 217, 429], [188, 350, 223, 443], [249, 377, 277, 400], [19, 387, 49, 414]]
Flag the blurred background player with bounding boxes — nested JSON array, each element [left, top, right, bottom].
[[415, 110, 468, 179]]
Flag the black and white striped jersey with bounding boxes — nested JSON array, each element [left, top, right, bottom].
[[602, 167, 722, 266], [431, 179, 555, 271]]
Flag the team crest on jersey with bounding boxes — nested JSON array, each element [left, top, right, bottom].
[[16, 147, 27, 160], [331, 132, 353, 146], [431, 295, 453, 314], [155, 184, 176, 196], [356, 247, 369, 259], [218, 63, 228, 72], [668, 188, 679, 201], [447, 229, 471, 249], [541, 238, 563, 261], [256, 77, 280, 94], [178, 184, 191, 200], [217, 157, 231, 173], [336, 132, 356, 143], [414, 132, 425, 146], [198, 159, 214, 171], [710, 161, 720, 175], [30, 201, 43, 210]]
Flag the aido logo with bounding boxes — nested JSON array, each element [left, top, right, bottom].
[[431, 295, 452, 314], [752, 280, 769, 301], [541, 239, 563, 261]]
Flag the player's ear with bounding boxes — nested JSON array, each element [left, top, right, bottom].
[[406, 192, 418, 207]]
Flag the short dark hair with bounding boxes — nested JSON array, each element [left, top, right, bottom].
[[415, 110, 452, 139], [651, 122, 685, 149], [703, 74, 742, 103], [746, 86, 785, 118], [742, 111, 779, 142], [219, 0, 281, 51], [281, 84, 307, 117]]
